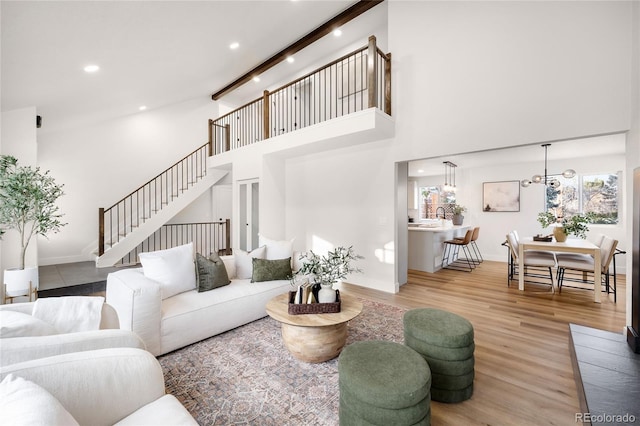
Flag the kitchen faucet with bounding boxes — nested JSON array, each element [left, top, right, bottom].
[[435, 206, 446, 219]]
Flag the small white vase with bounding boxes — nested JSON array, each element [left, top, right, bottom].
[[318, 283, 336, 303]]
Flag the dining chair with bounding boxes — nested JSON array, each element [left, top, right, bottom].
[[505, 231, 556, 290], [556, 236, 619, 301], [442, 229, 475, 272]]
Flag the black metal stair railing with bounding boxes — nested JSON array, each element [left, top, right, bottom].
[[114, 220, 231, 266], [209, 35, 391, 155], [98, 142, 210, 257]]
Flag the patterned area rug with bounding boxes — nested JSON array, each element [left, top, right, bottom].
[[158, 299, 405, 425]]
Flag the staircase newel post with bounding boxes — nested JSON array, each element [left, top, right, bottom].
[[367, 35, 378, 109], [385, 52, 392, 115], [98, 208, 105, 256], [262, 90, 270, 141], [224, 124, 230, 152], [208, 119, 214, 156]]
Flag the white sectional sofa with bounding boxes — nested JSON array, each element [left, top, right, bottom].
[[106, 252, 293, 356]]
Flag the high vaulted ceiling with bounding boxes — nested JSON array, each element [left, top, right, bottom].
[[1, 1, 387, 135]]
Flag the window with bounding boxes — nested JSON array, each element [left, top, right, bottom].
[[419, 186, 456, 219], [545, 173, 619, 224]]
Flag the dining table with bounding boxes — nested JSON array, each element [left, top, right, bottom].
[[518, 237, 602, 303]]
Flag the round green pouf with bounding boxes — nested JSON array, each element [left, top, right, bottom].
[[338, 340, 432, 425], [403, 308, 474, 348], [338, 341, 431, 410]]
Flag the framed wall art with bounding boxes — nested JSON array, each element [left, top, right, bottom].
[[482, 180, 520, 212]]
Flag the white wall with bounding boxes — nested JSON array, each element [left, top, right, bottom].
[[36, 97, 218, 264], [285, 140, 396, 293]]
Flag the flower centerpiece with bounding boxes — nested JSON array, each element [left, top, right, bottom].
[[537, 211, 595, 241], [294, 246, 363, 303]]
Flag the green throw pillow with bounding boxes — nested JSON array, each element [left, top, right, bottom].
[[251, 257, 292, 283], [196, 253, 231, 292]]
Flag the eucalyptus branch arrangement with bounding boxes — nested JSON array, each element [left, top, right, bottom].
[[0, 155, 66, 269], [295, 246, 364, 286], [537, 211, 595, 239]]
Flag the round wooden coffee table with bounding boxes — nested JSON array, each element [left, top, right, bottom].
[[266, 292, 363, 363]]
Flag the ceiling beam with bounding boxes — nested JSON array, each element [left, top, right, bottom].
[[211, 0, 384, 101]]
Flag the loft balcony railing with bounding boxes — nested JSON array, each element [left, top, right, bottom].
[[208, 35, 391, 155], [98, 142, 211, 258], [114, 220, 231, 266]]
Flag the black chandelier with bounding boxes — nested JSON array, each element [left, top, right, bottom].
[[521, 143, 575, 188]]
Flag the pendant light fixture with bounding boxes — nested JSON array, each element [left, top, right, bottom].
[[443, 161, 457, 192], [521, 144, 575, 188]]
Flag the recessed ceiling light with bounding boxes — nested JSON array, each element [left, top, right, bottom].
[[286, 56, 295, 64], [253, 76, 260, 82], [418, 169, 424, 173], [139, 106, 147, 111], [84, 64, 100, 73], [229, 42, 239, 50], [333, 29, 342, 37]]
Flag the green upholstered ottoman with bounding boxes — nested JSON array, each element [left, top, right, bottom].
[[403, 308, 475, 403], [338, 340, 432, 426]]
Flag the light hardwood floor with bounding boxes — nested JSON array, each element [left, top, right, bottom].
[[340, 260, 626, 426]]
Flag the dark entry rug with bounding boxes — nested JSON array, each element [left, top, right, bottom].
[[158, 299, 405, 425]]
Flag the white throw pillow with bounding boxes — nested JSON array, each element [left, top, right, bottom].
[[220, 255, 236, 279], [0, 374, 80, 426], [234, 246, 266, 279], [0, 311, 58, 338], [139, 243, 196, 299], [258, 234, 295, 260]]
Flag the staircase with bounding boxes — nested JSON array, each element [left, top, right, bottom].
[[96, 142, 228, 267]]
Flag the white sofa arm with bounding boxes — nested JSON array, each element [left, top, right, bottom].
[[0, 348, 166, 426], [106, 269, 162, 355], [0, 329, 145, 367], [0, 301, 121, 329]]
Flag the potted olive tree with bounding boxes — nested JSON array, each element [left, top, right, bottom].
[[0, 155, 66, 301]]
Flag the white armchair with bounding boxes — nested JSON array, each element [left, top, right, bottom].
[[0, 301, 145, 367], [0, 348, 197, 425]]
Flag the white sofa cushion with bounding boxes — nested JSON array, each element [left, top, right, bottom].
[[0, 311, 58, 338], [160, 278, 290, 354], [0, 374, 79, 426], [114, 394, 198, 426], [258, 234, 295, 260], [139, 242, 196, 299], [234, 246, 266, 279]]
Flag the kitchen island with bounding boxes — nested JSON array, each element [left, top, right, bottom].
[[408, 224, 471, 273]]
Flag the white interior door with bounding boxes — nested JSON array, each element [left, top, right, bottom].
[[238, 179, 259, 251]]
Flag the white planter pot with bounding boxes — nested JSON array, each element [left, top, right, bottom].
[[3, 267, 39, 301], [318, 283, 336, 303]]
